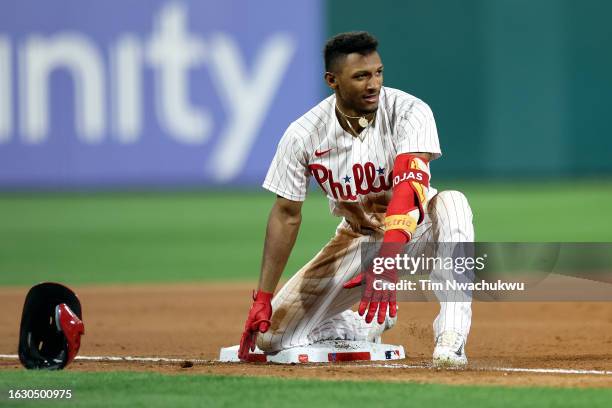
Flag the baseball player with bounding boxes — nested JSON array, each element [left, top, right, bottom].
[[238, 31, 474, 367]]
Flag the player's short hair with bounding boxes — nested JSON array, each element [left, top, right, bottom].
[[324, 31, 379, 72]]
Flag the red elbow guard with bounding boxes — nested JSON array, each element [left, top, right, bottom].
[[383, 154, 430, 243]]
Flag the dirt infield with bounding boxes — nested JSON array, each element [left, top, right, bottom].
[[1, 283, 612, 387]]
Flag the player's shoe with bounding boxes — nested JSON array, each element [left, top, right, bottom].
[[432, 331, 468, 368], [366, 312, 398, 344]]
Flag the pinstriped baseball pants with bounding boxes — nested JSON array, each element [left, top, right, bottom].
[[258, 190, 474, 352]]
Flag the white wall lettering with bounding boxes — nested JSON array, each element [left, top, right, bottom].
[[0, 36, 11, 143], [207, 33, 295, 182], [147, 2, 211, 145], [20, 33, 105, 144], [111, 35, 142, 144]]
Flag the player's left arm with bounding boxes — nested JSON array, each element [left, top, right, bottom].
[[346, 99, 440, 323], [344, 151, 432, 323]]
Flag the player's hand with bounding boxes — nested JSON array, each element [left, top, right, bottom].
[[344, 242, 403, 325], [238, 290, 273, 361], [364, 266, 397, 325], [343, 268, 397, 325]]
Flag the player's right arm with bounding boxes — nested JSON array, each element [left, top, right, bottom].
[[238, 124, 309, 361], [258, 196, 303, 293], [238, 196, 302, 361], [257, 123, 310, 292]]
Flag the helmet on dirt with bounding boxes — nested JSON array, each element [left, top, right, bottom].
[[18, 282, 85, 370]]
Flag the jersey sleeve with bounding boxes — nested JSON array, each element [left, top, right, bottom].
[[394, 100, 442, 160], [262, 125, 310, 201]]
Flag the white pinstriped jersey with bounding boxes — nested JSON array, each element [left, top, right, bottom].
[[263, 86, 442, 229]]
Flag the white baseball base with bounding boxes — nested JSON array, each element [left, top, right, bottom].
[[219, 340, 405, 364]]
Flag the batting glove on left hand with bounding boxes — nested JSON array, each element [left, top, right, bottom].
[[343, 267, 397, 325]]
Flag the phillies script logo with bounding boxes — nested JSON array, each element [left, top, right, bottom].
[[308, 162, 392, 200]]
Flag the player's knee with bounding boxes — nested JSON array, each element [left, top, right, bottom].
[[434, 190, 473, 221], [256, 331, 280, 353]]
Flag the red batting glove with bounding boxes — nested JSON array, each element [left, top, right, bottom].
[[238, 290, 273, 361], [343, 242, 402, 325], [343, 268, 397, 325]]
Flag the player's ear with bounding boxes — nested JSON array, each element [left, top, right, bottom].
[[325, 72, 337, 90]]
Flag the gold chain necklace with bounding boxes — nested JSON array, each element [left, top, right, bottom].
[[335, 104, 372, 128], [335, 105, 376, 140]]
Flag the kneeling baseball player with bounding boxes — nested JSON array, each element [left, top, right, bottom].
[[238, 31, 474, 367]]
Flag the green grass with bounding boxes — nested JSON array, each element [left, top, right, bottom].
[[0, 371, 611, 408], [0, 181, 611, 286]]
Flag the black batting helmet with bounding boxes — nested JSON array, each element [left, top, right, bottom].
[[18, 282, 85, 370]]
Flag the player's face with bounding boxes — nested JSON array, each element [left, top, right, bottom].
[[328, 51, 383, 115]]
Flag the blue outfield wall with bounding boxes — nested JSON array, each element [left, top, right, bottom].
[[0, 0, 611, 189], [0, 0, 323, 188]]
